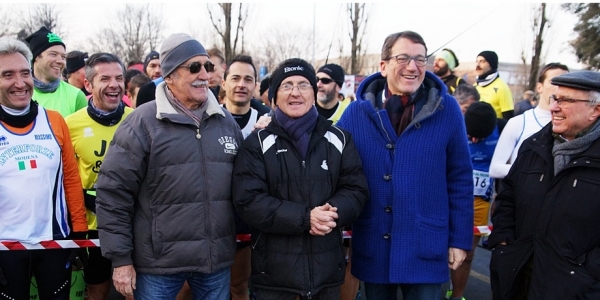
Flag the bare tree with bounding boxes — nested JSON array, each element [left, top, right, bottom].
[[527, 3, 549, 91], [88, 28, 125, 61], [207, 3, 248, 63], [337, 37, 351, 73], [87, 4, 164, 64], [0, 6, 16, 38], [252, 26, 318, 74], [18, 4, 65, 39], [347, 3, 369, 75]]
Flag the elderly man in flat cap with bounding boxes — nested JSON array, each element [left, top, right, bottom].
[[489, 70, 600, 300], [96, 33, 242, 300]]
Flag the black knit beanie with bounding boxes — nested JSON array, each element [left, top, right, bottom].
[[477, 51, 498, 70], [259, 76, 270, 96], [66, 51, 88, 75], [144, 51, 160, 72], [25, 27, 65, 59], [317, 63, 345, 87], [268, 58, 317, 104], [465, 102, 497, 138]]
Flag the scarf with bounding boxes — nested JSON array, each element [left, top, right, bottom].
[[164, 85, 208, 139], [476, 70, 499, 87], [87, 98, 125, 127], [275, 105, 318, 158], [552, 119, 600, 175], [33, 77, 61, 93], [383, 84, 418, 136], [0, 101, 38, 128]]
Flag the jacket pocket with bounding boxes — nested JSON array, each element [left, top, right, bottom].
[[251, 231, 268, 274], [151, 215, 163, 258], [348, 217, 372, 259], [584, 247, 600, 282], [416, 215, 447, 260], [489, 242, 531, 300]]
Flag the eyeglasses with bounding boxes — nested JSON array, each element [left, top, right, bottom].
[[385, 54, 428, 67], [279, 82, 313, 94], [179, 61, 215, 74], [550, 94, 591, 107], [317, 77, 335, 85]]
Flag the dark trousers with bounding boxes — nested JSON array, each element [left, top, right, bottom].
[[0, 248, 72, 300], [513, 256, 534, 299], [254, 286, 341, 300]]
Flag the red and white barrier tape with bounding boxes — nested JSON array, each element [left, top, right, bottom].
[[474, 225, 493, 235], [0, 239, 101, 251], [1, 226, 493, 250]]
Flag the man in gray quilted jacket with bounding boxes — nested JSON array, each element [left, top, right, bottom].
[[96, 33, 243, 300]]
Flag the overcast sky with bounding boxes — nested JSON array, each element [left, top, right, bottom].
[[32, 2, 584, 69]]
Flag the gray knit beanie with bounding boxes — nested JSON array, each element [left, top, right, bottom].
[[160, 33, 208, 77]]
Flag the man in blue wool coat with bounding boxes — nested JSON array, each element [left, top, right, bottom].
[[337, 30, 474, 300]]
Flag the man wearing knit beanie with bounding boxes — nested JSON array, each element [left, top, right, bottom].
[[268, 58, 318, 107], [135, 50, 164, 108], [24, 27, 87, 116], [96, 33, 242, 300], [433, 48, 466, 95], [257, 75, 271, 107], [446, 100, 499, 300], [475, 50, 514, 120], [65, 50, 89, 96], [315, 63, 348, 124], [143, 50, 161, 80], [232, 57, 368, 299]]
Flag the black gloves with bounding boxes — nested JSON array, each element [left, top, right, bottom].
[[83, 190, 96, 213], [68, 231, 89, 270]]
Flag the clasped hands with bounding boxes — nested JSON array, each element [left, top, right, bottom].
[[309, 203, 338, 236]]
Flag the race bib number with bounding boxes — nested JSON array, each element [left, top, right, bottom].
[[473, 170, 491, 197]]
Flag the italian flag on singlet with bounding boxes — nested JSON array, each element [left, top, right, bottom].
[[18, 159, 37, 170]]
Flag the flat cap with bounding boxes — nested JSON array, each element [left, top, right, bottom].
[[551, 71, 600, 92]]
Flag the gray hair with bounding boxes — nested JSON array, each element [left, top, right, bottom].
[[589, 90, 600, 106], [0, 37, 33, 64], [454, 84, 480, 104], [85, 52, 125, 82]]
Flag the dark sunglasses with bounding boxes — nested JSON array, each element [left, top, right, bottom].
[[317, 77, 335, 84], [180, 61, 215, 73]]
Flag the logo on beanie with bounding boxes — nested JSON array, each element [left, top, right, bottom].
[[47, 32, 62, 43], [284, 66, 303, 73]]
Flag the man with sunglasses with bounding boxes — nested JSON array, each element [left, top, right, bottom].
[[96, 33, 243, 300], [315, 63, 348, 125], [489, 70, 600, 300], [337, 31, 473, 300]]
